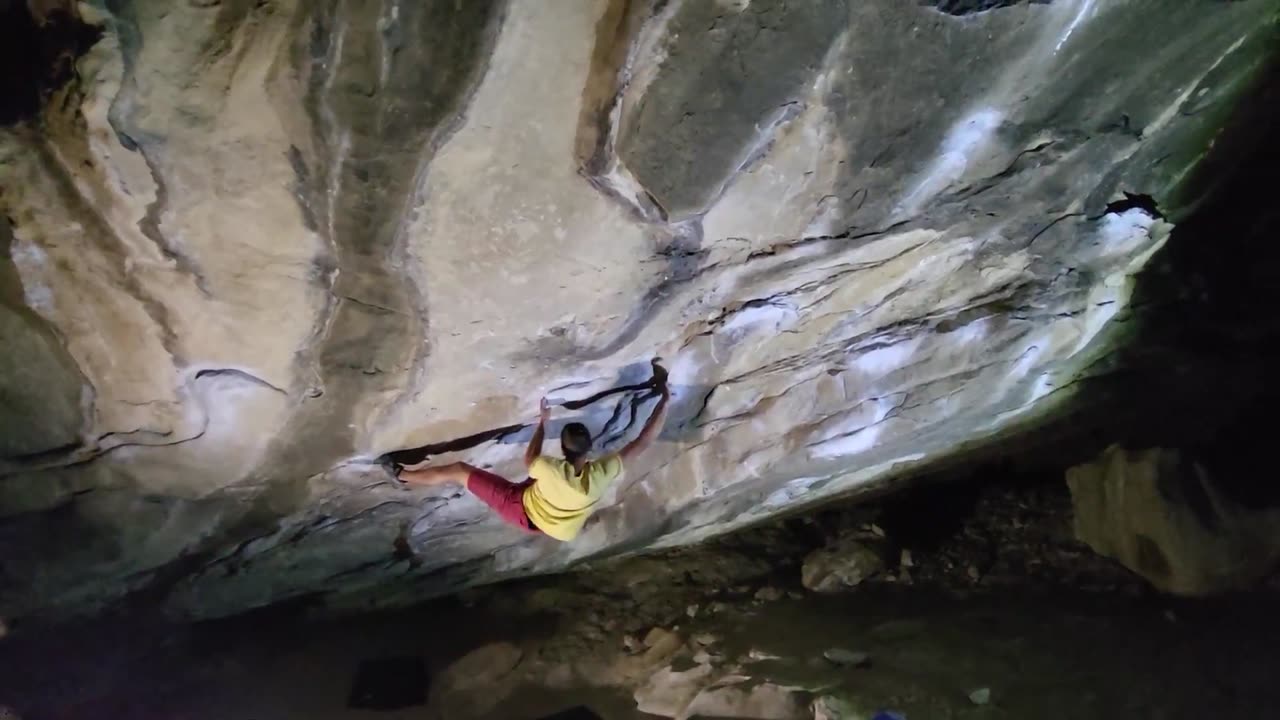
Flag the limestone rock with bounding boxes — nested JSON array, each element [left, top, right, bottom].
[[683, 681, 811, 720], [969, 687, 992, 705], [634, 662, 716, 719], [1066, 446, 1280, 596], [812, 696, 856, 720], [644, 627, 682, 652], [822, 649, 871, 668], [429, 642, 524, 717], [802, 536, 887, 593], [754, 586, 785, 603], [637, 660, 809, 720], [436, 642, 524, 692], [0, 0, 1275, 619], [622, 635, 642, 654]]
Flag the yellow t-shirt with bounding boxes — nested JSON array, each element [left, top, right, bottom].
[[522, 454, 624, 541]]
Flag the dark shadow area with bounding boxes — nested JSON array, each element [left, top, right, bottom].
[[347, 656, 428, 710], [923, 0, 1053, 16], [1124, 51, 1280, 509], [536, 707, 604, 720], [0, 1, 100, 126]]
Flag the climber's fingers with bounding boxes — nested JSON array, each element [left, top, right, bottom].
[[650, 357, 669, 389]]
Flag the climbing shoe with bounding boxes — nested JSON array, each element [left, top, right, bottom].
[[649, 357, 669, 389], [378, 456, 405, 485]]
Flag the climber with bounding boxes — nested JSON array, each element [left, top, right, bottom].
[[389, 360, 671, 541]]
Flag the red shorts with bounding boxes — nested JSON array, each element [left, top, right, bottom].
[[466, 468, 542, 534]]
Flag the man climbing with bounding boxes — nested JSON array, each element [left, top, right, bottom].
[[389, 360, 670, 541]]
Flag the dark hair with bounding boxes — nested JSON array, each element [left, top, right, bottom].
[[560, 422, 592, 461]]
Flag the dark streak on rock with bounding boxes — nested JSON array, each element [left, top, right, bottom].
[[569, 220, 706, 361], [0, 216, 92, 460], [215, 0, 512, 552], [616, 0, 846, 221], [1026, 212, 1086, 250], [573, 0, 667, 224], [24, 137, 183, 360], [383, 369, 664, 466], [923, 0, 1053, 16], [0, 366, 283, 476], [135, 147, 211, 295], [567, 1, 850, 363], [599, 390, 660, 449], [101, 2, 210, 296], [0, 411, 205, 475], [0, 3, 101, 126], [286, 145, 319, 233], [194, 368, 288, 395], [336, 293, 411, 317]]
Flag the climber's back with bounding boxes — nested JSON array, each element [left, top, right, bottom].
[[523, 448, 624, 541]]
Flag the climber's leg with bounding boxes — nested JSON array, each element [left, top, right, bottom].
[[461, 467, 541, 534], [399, 461, 473, 487], [399, 463, 539, 533]]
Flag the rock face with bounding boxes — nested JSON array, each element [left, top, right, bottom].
[[1066, 445, 1280, 595], [1, 0, 1277, 620]]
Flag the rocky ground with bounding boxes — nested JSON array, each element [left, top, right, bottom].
[[480, 468, 1151, 632], [5, 471, 1279, 719]]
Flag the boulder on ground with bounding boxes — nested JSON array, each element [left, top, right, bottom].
[[1067, 445, 1280, 595], [801, 536, 887, 593]]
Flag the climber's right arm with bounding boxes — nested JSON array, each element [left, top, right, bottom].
[[620, 385, 670, 462]]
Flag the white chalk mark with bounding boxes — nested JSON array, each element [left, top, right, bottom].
[[1145, 34, 1248, 137], [897, 108, 1004, 217], [812, 424, 882, 460], [377, 0, 401, 93], [855, 337, 921, 376], [719, 301, 799, 335], [764, 475, 824, 508], [952, 317, 988, 345], [1055, 0, 1097, 54], [1096, 208, 1156, 256], [1028, 373, 1055, 403], [810, 394, 904, 459], [9, 239, 55, 314]]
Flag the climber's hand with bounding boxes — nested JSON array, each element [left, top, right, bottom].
[[650, 357, 669, 392], [621, 365, 673, 462], [527, 399, 551, 467]]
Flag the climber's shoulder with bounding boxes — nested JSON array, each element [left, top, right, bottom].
[[589, 453, 623, 481], [528, 455, 568, 482]]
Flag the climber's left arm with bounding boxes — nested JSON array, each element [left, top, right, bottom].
[[524, 397, 551, 468]]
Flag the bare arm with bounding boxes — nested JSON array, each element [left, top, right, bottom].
[[525, 397, 550, 468], [620, 385, 670, 462]]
